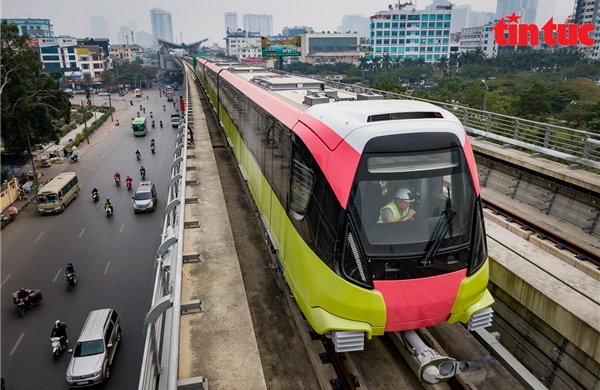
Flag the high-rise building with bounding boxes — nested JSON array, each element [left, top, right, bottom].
[[90, 15, 109, 39], [450, 5, 471, 33], [573, 0, 600, 60], [150, 7, 174, 44], [370, 2, 453, 63], [243, 14, 272, 36], [495, 0, 538, 24], [118, 26, 133, 45], [339, 15, 370, 37], [135, 31, 154, 48], [225, 12, 238, 33], [470, 11, 495, 27], [5, 18, 53, 37]]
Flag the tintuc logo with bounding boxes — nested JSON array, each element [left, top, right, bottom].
[[493, 12, 594, 47]]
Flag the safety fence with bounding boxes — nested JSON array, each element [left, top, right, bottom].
[[324, 81, 600, 170], [138, 73, 191, 390]]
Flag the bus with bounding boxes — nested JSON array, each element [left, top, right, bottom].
[[165, 91, 173, 101], [134, 88, 142, 98], [36, 172, 80, 215], [132, 117, 147, 136]]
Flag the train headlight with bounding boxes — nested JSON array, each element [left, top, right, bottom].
[[420, 357, 458, 384]]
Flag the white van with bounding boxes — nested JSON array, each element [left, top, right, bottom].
[[171, 113, 180, 128]]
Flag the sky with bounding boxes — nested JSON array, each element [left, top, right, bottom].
[[2, 0, 575, 47]]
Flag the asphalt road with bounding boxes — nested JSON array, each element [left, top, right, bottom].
[[1, 89, 180, 389]]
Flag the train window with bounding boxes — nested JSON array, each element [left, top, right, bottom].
[[289, 154, 314, 220]]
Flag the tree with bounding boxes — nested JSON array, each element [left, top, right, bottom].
[[381, 54, 392, 72], [1, 20, 71, 154]]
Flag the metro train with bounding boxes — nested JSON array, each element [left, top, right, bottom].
[[194, 58, 494, 353]]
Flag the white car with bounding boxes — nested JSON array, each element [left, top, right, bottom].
[[98, 92, 110, 96], [64, 88, 73, 93]]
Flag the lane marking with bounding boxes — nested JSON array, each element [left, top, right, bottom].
[[102, 154, 105, 159], [104, 261, 111, 275], [79, 228, 85, 237], [53, 268, 62, 283], [1, 274, 11, 287], [35, 232, 44, 242], [120, 223, 125, 233], [91, 167, 95, 172], [9, 333, 25, 356]]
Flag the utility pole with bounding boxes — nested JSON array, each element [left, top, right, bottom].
[[108, 94, 114, 122]]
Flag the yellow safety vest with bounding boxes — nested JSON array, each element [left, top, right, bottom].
[[378, 200, 409, 223]]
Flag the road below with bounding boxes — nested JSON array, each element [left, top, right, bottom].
[[1, 87, 180, 389]]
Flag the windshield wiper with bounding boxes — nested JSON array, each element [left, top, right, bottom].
[[422, 186, 456, 265]]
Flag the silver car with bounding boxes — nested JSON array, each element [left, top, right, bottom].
[[65, 309, 121, 387], [132, 181, 157, 213]]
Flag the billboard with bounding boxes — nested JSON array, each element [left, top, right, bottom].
[[261, 36, 301, 57], [76, 48, 91, 55], [59, 38, 78, 48], [38, 38, 59, 48]]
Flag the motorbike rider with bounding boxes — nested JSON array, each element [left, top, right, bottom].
[[150, 139, 155, 147], [104, 199, 113, 213], [125, 175, 133, 188], [159, 120, 163, 128], [50, 320, 69, 350], [151, 119, 155, 128], [65, 262, 76, 277], [16, 287, 31, 307], [163, 104, 166, 111], [140, 166, 146, 178], [135, 149, 141, 160], [130, 100, 133, 106], [137, 111, 140, 117], [115, 119, 120, 126], [114, 171, 121, 183], [91, 187, 99, 199], [150, 111, 153, 118]]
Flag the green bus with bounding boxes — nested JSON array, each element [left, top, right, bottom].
[[132, 117, 147, 136]]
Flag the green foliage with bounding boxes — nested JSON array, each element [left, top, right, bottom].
[[1, 20, 71, 154], [66, 107, 115, 149]]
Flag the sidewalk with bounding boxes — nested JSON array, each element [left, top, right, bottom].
[[3, 97, 135, 225]]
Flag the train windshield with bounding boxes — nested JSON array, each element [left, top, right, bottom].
[[348, 147, 476, 277]]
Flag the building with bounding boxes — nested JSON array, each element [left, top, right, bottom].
[[225, 12, 238, 33], [224, 30, 262, 61], [495, 0, 538, 25], [89, 15, 109, 39], [573, 0, 600, 60], [118, 26, 133, 45], [135, 31, 155, 48], [282, 26, 312, 37], [299, 32, 360, 63], [458, 23, 498, 58], [470, 11, 495, 27], [339, 15, 370, 37], [30, 37, 107, 80], [150, 8, 173, 44], [370, 2, 453, 63], [243, 14, 273, 37], [5, 18, 53, 37], [451, 5, 471, 34], [110, 44, 146, 62]]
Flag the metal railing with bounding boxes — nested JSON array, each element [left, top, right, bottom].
[[138, 77, 189, 390], [324, 81, 600, 169]]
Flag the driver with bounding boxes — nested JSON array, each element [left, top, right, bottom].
[[50, 320, 69, 350], [140, 166, 146, 177], [378, 188, 416, 223], [104, 199, 113, 213], [113, 172, 121, 182]]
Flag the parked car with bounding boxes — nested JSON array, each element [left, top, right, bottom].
[[132, 181, 157, 213], [63, 88, 73, 93], [98, 92, 111, 96], [65, 309, 121, 387]]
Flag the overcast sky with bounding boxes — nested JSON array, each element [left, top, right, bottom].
[[2, 0, 574, 46]]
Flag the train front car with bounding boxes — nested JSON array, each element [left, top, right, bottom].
[[193, 59, 493, 369], [295, 100, 494, 348]]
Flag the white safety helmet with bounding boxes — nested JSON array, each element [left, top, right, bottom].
[[55, 320, 60, 327], [395, 188, 414, 202]]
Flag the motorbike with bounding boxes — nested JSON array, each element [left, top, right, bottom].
[[66, 272, 77, 291], [114, 177, 121, 186], [105, 205, 113, 217], [151, 145, 155, 154], [136, 152, 141, 161], [159, 121, 163, 128], [126, 180, 132, 191], [115, 120, 120, 126], [70, 153, 79, 163], [51, 336, 66, 361], [150, 112, 153, 118], [140, 170, 146, 180], [130, 100, 133, 106], [12, 289, 43, 318], [151, 123, 155, 129], [92, 191, 100, 203]]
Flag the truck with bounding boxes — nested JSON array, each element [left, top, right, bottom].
[[171, 113, 180, 128]]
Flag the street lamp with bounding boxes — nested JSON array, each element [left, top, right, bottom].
[[481, 79, 489, 111]]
